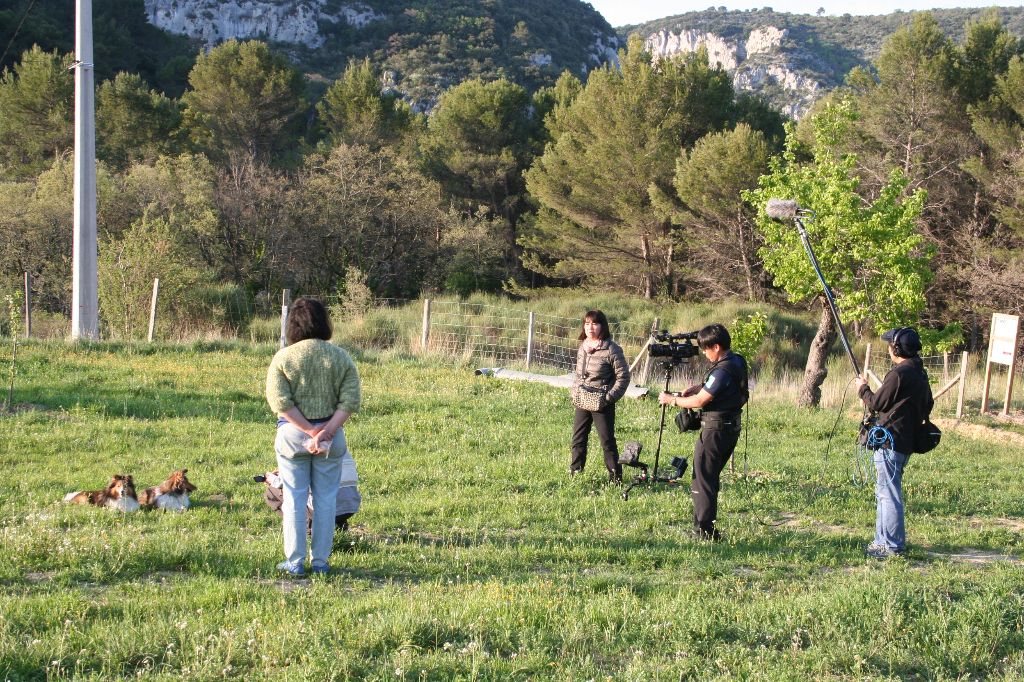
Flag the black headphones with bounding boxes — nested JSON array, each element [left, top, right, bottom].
[[891, 327, 909, 358]]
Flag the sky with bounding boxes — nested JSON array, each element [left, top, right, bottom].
[[588, 0, 1024, 26]]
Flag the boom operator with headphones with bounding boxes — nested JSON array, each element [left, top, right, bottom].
[[767, 199, 939, 559]]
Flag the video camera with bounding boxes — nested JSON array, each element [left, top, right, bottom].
[[648, 330, 700, 366]]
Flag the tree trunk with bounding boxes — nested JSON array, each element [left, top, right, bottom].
[[640, 234, 653, 299], [664, 240, 675, 298], [737, 211, 757, 301], [798, 298, 838, 408]]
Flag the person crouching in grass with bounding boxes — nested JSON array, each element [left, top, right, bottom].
[[265, 297, 361, 576]]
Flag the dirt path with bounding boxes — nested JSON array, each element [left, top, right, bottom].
[[935, 417, 1024, 447]]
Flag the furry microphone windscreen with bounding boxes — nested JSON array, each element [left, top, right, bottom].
[[765, 199, 799, 220]]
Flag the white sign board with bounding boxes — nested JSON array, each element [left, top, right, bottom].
[[982, 312, 1020, 416], [988, 313, 1020, 366]]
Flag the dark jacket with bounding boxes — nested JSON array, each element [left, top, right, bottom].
[[575, 339, 631, 403], [858, 357, 934, 454]]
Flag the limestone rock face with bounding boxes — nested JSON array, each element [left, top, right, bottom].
[[646, 29, 743, 70], [587, 31, 621, 70], [643, 24, 822, 118], [744, 26, 785, 55], [143, 0, 383, 49]]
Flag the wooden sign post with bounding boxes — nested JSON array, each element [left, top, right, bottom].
[[981, 313, 1020, 416]]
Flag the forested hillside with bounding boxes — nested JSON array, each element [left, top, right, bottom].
[[2, 0, 619, 107], [623, 7, 1024, 116]]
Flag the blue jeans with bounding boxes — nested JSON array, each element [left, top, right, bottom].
[[274, 423, 345, 568], [874, 448, 910, 552]]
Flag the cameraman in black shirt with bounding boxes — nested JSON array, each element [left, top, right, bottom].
[[659, 324, 748, 541], [855, 327, 933, 559]]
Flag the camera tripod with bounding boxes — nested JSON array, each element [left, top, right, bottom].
[[621, 360, 690, 501]]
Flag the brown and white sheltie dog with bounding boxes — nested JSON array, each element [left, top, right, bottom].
[[138, 469, 196, 512], [64, 475, 140, 512]]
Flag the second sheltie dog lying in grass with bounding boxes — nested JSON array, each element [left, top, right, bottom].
[[64, 475, 140, 512], [138, 469, 196, 512]]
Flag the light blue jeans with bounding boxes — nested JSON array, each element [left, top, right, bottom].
[[874, 448, 910, 552], [275, 423, 346, 569]]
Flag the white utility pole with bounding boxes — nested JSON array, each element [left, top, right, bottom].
[[71, 0, 99, 340]]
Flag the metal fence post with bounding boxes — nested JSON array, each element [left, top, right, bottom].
[[525, 311, 535, 370], [147, 278, 159, 342], [421, 299, 431, 351], [280, 289, 291, 349]]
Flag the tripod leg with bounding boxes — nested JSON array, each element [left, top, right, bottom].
[[651, 368, 673, 480]]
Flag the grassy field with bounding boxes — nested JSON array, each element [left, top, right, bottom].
[[1, 341, 1023, 680]]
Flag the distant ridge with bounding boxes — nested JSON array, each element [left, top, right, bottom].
[[619, 7, 1024, 117]]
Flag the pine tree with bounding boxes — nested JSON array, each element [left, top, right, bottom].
[[522, 38, 733, 298], [316, 58, 415, 149], [0, 46, 73, 179], [182, 40, 308, 174]]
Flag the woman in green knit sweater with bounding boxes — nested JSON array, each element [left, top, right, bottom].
[[265, 297, 361, 576]]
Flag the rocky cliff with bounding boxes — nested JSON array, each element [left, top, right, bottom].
[[644, 25, 818, 118], [143, 0, 382, 49]]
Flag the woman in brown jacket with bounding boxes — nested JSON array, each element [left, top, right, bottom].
[[570, 310, 631, 482]]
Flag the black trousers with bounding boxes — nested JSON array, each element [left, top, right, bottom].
[[570, 404, 621, 479], [692, 426, 740, 533]]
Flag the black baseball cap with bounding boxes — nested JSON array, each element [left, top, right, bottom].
[[881, 327, 922, 357]]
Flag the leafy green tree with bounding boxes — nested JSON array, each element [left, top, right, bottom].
[[97, 213, 205, 339], [424, 77, 537, 215], [422, 77, 539, 288], [745, 101, 931, 407], [853, 14, 960, 185], [0, 46, 73, 179], [0, 159, 74, 312], [316, 58, 415, 148], [96, 72, 183, 170], [182, 40, 308, 173], [291, 143, 456, 296], [844, 13, 995, 330], [670, 124, 772, 300], [109, 154, 222, 269], [523, 38, 733, 299]]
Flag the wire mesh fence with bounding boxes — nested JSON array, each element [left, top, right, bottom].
[[9, 274, 1023, 416], [425, 300, 658, 376]]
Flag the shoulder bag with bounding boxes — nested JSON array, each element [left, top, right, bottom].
[[571, 379, 607, 411]]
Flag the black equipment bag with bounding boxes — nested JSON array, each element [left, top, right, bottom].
[[913, 418, 942, 454], [674, 408, 701, 433]]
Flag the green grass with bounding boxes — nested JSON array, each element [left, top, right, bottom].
[[2, 341, 1024, 680]]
